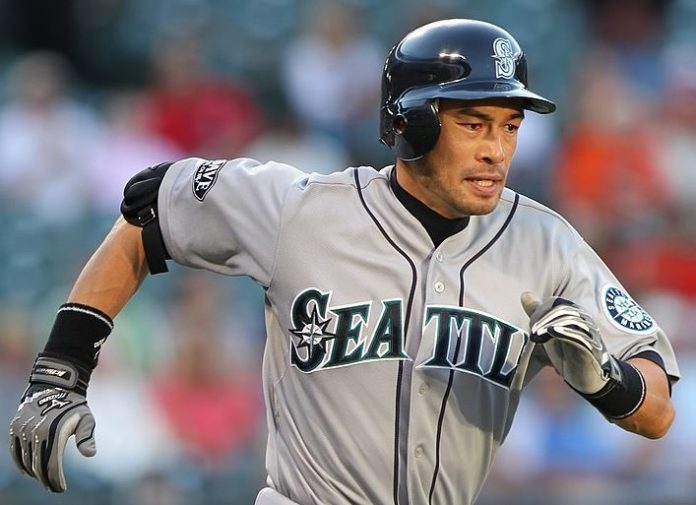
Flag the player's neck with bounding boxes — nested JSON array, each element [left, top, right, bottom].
[[390, 167, 469, 247]]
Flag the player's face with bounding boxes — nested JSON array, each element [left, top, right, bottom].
[[396, 98, 524, 218]]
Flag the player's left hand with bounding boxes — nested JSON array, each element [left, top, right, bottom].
[[521, 292, 622, 394]]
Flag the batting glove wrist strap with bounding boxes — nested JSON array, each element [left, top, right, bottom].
[[27, 355, 91, 397], [42, 303, 113, 375], [579, 359, 647, 420]]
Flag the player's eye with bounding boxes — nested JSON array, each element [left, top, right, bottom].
[[458, 123, 483, 131], [504, 123, 520, 133]]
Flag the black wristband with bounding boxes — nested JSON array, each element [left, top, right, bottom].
[[581, 359, 646, 420], [42, 303, 114, 372]]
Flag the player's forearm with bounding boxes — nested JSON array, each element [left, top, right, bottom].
[[612, 357, 674, 439], [67, 217, 149, 319]]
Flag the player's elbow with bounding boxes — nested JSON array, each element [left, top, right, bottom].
[[635, 403, 675, 440], [647, 404, 675, 439]]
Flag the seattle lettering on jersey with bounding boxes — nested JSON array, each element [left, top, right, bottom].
[[288, 288, 528, 389], [420, 306, 528, 388], [289, 288, 407, 373]]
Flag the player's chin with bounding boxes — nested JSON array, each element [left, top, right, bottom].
[[460, 189, 503, 215]]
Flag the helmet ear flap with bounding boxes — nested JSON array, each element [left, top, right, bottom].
[[393, 102, 441, 161]]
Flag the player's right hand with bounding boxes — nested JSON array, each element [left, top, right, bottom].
[[520, 292, 621, 395], [8, 358, 97, 492]]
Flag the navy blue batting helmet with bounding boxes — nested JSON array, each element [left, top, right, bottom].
[[379, 19, 556, 160]]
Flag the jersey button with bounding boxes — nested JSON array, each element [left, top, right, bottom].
[[414, 446, 424, 459], [418, 382, 430, 395], [434, 251, 444, 262], [434, 281, 445, 293]]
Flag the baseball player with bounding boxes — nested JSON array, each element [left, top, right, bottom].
[[8, 19, 678, 505]]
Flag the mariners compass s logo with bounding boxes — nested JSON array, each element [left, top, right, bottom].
[[291, 304, 336, 356], [492, 37, 516, 79]]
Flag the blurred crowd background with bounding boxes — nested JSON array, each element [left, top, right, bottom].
[[0, 0, 694, 504]]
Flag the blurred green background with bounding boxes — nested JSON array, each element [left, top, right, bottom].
[[0, 0, 695, 504]]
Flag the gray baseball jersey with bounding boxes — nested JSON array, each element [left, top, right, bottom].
[[157, 157, 679, 505]]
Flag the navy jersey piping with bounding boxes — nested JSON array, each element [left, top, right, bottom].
[[353, 168, 417, 505], [428, 193, 520, 504]]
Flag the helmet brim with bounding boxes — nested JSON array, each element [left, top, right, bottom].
[[401, 80, 556, 114]]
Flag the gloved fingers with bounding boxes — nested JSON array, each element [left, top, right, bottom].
[[532, 305, 592, 332], [31, 416, 52, 491], [534, 314, 593, 338], [42, 410, 84, 493], [531, 306, 595, 337], [546, 325, 598, 353], [529, 325, 551, 344], [19, 417, 37, 478], [8, 436, 27, 476], [532, 323, 593, 351], [534, 314, 604, 355], [33, 439, 50, 491], [8, 416, 32, 476], [522, 293, 593, 341], [23, 440, 35, 478], [75, 412, 97, 458]]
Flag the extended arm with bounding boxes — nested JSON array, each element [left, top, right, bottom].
[[7, 218, 151, 492], [68, 217, 149, 318], [8, 162, 171, 492]]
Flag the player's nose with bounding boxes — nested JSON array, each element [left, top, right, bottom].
[[475, 133, 505, 165]]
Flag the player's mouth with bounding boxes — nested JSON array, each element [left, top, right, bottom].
[[464, 175, 502, 195]]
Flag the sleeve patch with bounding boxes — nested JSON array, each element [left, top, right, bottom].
[[192, 159, 226, 201], [602, 285, 655, 334]]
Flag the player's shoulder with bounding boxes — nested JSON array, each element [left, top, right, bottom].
[[499, 188, 583, 242], [170, 156, 304, 176], [299, 164, 387, 190], [500, 189, 562, 220], [165, 157, 387, 200], [168, 156, 309, 188]]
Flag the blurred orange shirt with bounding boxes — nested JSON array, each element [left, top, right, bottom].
[[553, 125, 667, 221]]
